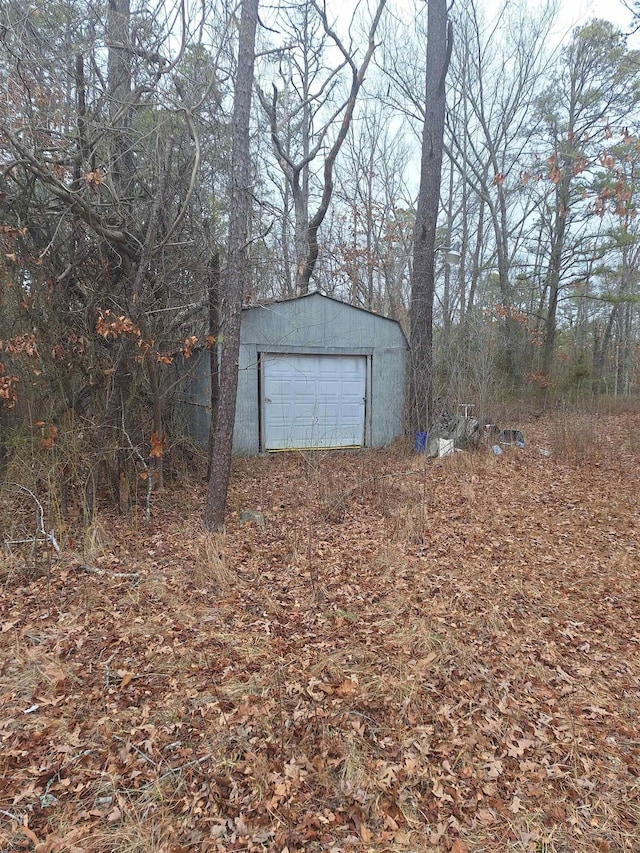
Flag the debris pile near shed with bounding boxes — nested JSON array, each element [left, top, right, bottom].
[[424, 411, 481, 456], [418, 408, 525, 457]]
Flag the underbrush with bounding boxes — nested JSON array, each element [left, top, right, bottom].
[[546, 405, 640, 462]]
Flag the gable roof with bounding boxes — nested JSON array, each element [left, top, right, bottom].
[[243, 291, 408, 345]]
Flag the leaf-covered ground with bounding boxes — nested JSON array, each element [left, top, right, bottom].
[[2, 411, 640, 852]]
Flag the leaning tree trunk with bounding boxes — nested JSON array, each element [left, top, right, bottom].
[[204, 0, 259, 531], [409, 0, 452, 433]]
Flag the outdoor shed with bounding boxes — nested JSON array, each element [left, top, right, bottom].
[[181, 292, 408, 454]]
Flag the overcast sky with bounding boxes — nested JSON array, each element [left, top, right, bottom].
[[557, 0, 633, 30], [470, 0, 637, 50]]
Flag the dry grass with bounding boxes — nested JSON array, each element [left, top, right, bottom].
[[0, 549, 33, 585], [192, 530, 232, 590], [82, 515, 111, 560], [71, 781, 182, 853], [548, 409, 612, 462]]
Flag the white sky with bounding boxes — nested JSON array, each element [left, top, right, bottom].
[[466, 0, 639, 52], [565, 0, 631, 25], [387, 0, 638, 45], [554, 0, 634, 37]]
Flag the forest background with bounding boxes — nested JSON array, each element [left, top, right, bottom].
[[2, 0, 640, 516]]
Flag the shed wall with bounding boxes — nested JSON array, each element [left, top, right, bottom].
[[177, 294, 407, 454], [370, 347, 406, 447]]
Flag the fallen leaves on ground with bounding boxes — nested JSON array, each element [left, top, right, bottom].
[[1, 412, 639, 852]]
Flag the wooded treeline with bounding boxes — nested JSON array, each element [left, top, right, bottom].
[[1, 0, 640, 520]]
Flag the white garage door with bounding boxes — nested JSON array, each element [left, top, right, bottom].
[[262, 354, 366, 450]]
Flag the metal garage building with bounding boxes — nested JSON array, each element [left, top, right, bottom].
[[181, 292, 408, 454]]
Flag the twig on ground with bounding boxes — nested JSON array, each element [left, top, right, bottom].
[[78, 562, 140, 581], [157, 752, 213, 783], [113, 735, 158, 768], [5, 484, 61, 554], [0, 808, 20, 822]]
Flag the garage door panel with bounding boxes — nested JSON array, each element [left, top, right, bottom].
[[269, 382, 290, 398], [293, 383, 314, 398], [340, 404, 361, 418], [317, 382, 337, 395], [263, 354, 366, 450]]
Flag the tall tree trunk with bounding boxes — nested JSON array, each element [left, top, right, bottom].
[[295, 10, 312, 295], [207, 252, 221, 480], [145, 351, 164, 491], [542, 173, 571, 376], [281, 181, 293, 297], [204, 0, 259, 531], [409, 0, 452, 433], [85, 0, 134, 521], [442, 156, 455, 338], [592, 308, 617, 395], [467, 193, 485, 314], [107, 0, 134, 227]]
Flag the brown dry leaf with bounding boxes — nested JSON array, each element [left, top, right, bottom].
[[429, 822, 446, 844], [181, 335, 198, 359], [360, 822, 372, 842], [149, 431, 167, 459], [477, 808, 496, 826], [509, 796, 523, 814], [415, 650, 438, 669], [4, 412, 640, 852], [85, 169, 103, 187], [39, 424, 58, 450], [21, 821, 40, 846], [485, 759, 504, 779], [334, 678, 357, 696], [507, 738, 535, 757], [546, 803, 566, 823]]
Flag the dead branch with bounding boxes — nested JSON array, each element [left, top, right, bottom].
[[5, 484, 60, 555]]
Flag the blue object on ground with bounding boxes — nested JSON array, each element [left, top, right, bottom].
[[414, 431, 428, 453]]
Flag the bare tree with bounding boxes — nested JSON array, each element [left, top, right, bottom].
[[409, 0, 452, 433], [257, 0, 387, 295], [204, 0, 259, 531], [329, 104, 413, 313], [536, 20, 640, 376], [444, 1, 558, 382]]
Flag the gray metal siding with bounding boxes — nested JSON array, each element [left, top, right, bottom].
[[172, 352, 210, 447], [370, 348, 407, 446], [176, 294, 407, 454], [233, 343, 259, 454], [241, 294, 405, 350]]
